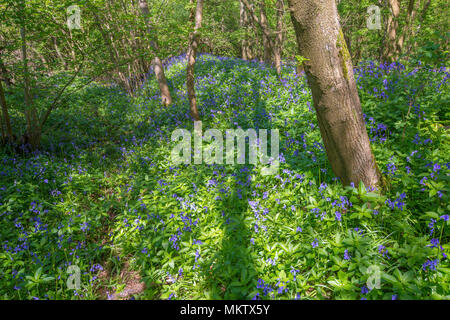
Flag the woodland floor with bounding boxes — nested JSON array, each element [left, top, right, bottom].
[[0, 54, 449, 300]]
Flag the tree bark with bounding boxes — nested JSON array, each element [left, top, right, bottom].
[[409, 0, 430, 52], [91, 6, 132, 94], [53, 36, 68, 70], [383, 0, 401, 63], [0, 107, 4, 142], [274, 0, 284, 77], [139, 0, 172, 106], [287, 0, 382, 188], [396, 0, 417, 58], [241, 0, 283, 78], [0, 79, 13, 141], [419, 0, 431, 24], [259, 1, 271, 64], [186, 0, 203, 121], [0, 52, 12, 87], [241, 0, 275, 53], [21, 24, 40, 149], [240, 0, 251, 60]]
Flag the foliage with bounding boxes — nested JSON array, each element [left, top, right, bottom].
[[0, 55, 448, 300]]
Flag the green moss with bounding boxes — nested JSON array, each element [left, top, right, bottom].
[[336, 28, 351, 81]]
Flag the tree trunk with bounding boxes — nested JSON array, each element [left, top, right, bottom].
[[91, 7, 132, 94], [383, 0, 401, 63], [396, 0, 417, 58], [53, 36, 68, 70], [409, 0, 429, 53], [259, 1, 271, 64], [246, 1, 256, 60], [21, 25, 40, 150], [0, 107, 4, 142], [0, 79, 13, 141], [139, 0, 172, 106], [418, 0, 431, 25], [287, 0, 382, 188], [0, 53, 12, 87], [241, 0, 282, 78], [240, 0, 250, 60], [186, 0, 203, 121], [274, 0, 284, 77]]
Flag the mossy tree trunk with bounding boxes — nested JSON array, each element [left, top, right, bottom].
[[287, 0, 382, 188]]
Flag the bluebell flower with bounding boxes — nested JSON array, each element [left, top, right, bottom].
[[290, 267, 300, 281], [428, 219, 436, 236], [344, 249, 351, 260], [433, 163, 441, 172], [361, 285, 369, 295], [422, 259, 439, 271], [428, 238, 439, 248], [378, 245, 390, 259]]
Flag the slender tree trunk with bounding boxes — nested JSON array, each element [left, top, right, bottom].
[[31, 46, 47, 67], [21, 24, 40, 149], [186, 0, 203, 121], [354, 36, 363, 64], [396, 0, 416, 58], [240, 0, 250, 60], [53, 36, 68, 70], [104, 16, 132, 94], [287, 0, 382, 188], [68, 28, 76, 62], [383, 0, 401, 63], [409, 0, 430, 52], [259, 1, 271, 64], [0, 52, 12, 87], [0, 79, 13, 141], [245, 1, 256, 60], [91, 7, 132, 94], [139, 0, 172, 106], [418, 0, 431, 25], [274, 0, 284, 77], [241, 0, 283, 78], [0, 107, 4, 142]]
